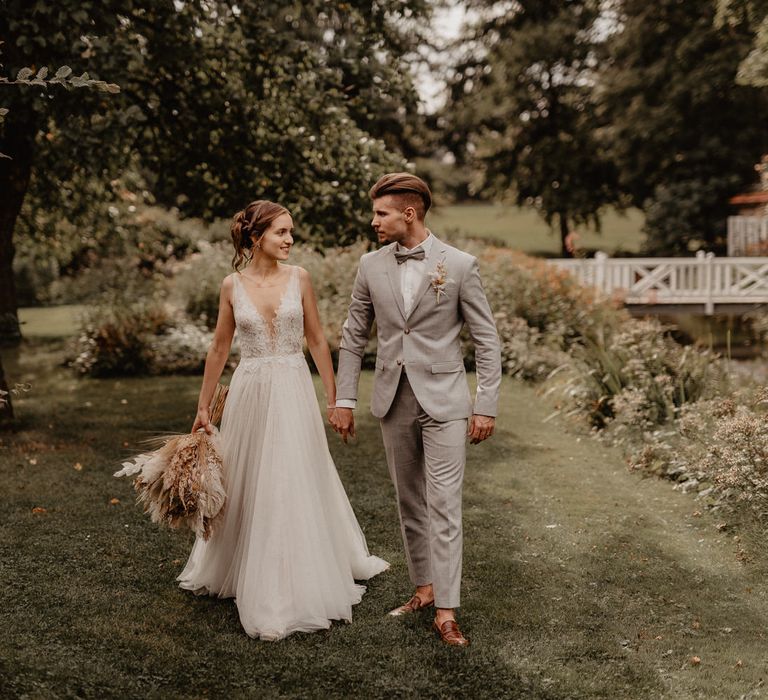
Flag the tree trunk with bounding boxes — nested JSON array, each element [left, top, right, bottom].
[[0, 352, 13, 424], [559, 211, 573, 258], [0, 120, 35, 348]]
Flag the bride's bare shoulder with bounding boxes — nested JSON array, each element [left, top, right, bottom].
[[289, 265, 310, 281], [220, 272, 238, 296]]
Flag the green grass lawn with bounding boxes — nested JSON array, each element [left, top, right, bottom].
[[428, 203, 646, 256], [18, 305, 87, 338], [2, 341, 767, 698]]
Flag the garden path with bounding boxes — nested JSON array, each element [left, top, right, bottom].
[[477, 379, 768, 698]]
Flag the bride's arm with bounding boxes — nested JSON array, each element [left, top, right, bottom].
[[299, 267, 336, 418], [192, 275, 236, 433]]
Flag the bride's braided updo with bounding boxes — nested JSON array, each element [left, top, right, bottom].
[[230, 200, 290, 270]]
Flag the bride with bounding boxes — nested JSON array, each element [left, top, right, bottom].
[[177, 199, 388, 640]]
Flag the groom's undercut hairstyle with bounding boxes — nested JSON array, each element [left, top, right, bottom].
[[369, 173, 432, 220]]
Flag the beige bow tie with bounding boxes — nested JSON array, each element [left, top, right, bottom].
[[394, 247, 425, 264]]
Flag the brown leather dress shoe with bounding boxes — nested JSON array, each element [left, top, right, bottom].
[[387, 594, 435, 617], [432, 619, 470, 646]]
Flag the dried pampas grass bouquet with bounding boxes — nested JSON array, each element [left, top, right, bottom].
[[114, 383, 229, 540]]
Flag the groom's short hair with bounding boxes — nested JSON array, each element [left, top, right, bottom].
[[369, 173, 432, 220]]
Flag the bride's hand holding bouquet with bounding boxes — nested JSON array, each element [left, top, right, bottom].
[[192, 406, 214, 435]]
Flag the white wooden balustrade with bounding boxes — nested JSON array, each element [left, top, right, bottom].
[[548, 252, 768, 314]]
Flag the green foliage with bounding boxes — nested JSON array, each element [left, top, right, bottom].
[[717, 0, 768, 86], [444, 1, 768, 256], [1, 1, 426, 244], [14, 177, 227, 305], [565, 319, 723, 430], [476, 248, 724, 430], [71, 291, 214, 378], [0, 60, 120, 141], [2, 63, 119, 92], [289, 240, 373, 351], [0, 0, 428, 354], [71, 298, 170, 377], [443, 1, 621, 253], [172, 244, 234, 329], [599, 0, 768, 254]]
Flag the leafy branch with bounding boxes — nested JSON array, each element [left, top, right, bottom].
[[5, 65, 120, 90], [0, 66, 120, 121], [0, 66, 120, 157]]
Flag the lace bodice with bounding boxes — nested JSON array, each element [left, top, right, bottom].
[[232, 267, 304, 359]]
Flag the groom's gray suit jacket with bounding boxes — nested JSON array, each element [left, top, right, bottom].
[[337, 236, 502, 422]]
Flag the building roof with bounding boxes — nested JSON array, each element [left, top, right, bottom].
[[730, 192, 768, 205]]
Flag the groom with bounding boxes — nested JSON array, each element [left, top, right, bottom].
[[332, 173, 502, 646]]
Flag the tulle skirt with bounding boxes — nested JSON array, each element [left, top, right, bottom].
[[177, 354, 389, 640]]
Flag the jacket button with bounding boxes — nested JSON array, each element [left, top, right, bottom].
[[404, 327, 410, 334], [396, 359, 403, 366]]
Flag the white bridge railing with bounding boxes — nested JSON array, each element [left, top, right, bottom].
[[549, 251, 768, 314]]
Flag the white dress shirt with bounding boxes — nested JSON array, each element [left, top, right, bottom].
[[400, 233, 434, 316], [335, 233, 434, 410]]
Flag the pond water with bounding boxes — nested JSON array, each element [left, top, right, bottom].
[[639, 310, 766, 360]]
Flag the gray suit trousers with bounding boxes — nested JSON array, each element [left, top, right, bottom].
[[380, 373, 467, 609]]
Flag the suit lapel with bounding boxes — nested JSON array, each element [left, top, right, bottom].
[[384, 246, 407, 320], [406, 236, 448, 321]]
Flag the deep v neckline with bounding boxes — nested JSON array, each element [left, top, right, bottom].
[[235, 269, 294, 332]]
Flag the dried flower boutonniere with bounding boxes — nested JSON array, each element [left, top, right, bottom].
[[429, 259, 453, 303]]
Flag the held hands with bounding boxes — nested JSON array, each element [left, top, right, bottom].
[[468, 414, 495, 444], [192, 407, 214, 435], [329, 407, 356, 444]]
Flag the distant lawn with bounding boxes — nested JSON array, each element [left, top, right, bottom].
[[18, 304, 86, 338], [429, 203, 645, 257]]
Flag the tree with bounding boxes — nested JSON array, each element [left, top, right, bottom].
[[717, 0, 768, 86], [1, 1, 428, 345], [0, 54, 119, 422], [599, 0, 768, 254], [0, 354, 13, 424], [443, 0, 621, 256]]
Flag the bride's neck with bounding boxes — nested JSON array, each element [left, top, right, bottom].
[[246, 254, 280, 278]]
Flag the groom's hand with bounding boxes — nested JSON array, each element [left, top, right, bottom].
[[468, 415, 495, 444], [332, 407, 356, 444]]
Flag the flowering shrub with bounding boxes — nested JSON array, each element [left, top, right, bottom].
[[481, 250, 627, 350], [623, 391, 768, 514], [475, 249, 723, 431], [173, 243, 232, 329], [71, 300, 170, 377], [150, 323, 214, 375], [671, 390, 768, 511], [290, 240, 371, 353], [702, 405, 768, 508], [491, 313, 566, 380], [566, 319, 724, 430], [70, 274, 220, 378]]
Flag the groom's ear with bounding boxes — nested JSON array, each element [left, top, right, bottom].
[[403, 206, 416, 223]]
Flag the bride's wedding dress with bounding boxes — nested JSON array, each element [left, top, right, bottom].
[[177, 265, 388, 640]]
